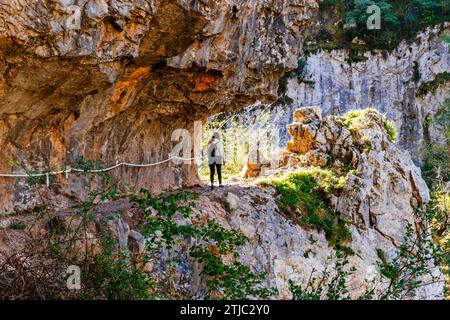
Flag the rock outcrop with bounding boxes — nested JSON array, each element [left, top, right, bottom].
[[0, 0, 319, 211], [230, 25, 450, 160], [286, 26, 450, 157], [283, 107, 430, 244], [2, 107, 442, 300], [238, 107, 443, 299]]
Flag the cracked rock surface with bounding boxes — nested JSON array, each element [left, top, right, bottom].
[[0, 0, 318, 211]]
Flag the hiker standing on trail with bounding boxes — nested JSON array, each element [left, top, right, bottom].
[[207, 132, 225, 190]]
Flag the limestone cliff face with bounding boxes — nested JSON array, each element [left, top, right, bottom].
[[234, 25, 450, 159], [0, 0, 319, 211], [2, 107, 441, 299], [286, 26, 450, 157], [238, 107, 442, 299]]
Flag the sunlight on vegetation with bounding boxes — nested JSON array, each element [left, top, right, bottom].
[[198, 106, 280, 183], [261, 168, 351, 248], [337, 108, 398, 143], [0, 160, 277, 299]]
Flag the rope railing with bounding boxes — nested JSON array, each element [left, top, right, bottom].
[[0, 103, 267, 186], [0, 155, 200, 187]]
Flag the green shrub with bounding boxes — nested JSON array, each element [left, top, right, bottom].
[[441, 33, 450, 44], [80, 237, 155, 300], [421, 100, 450, 298], [416, 72, 450, 97], [263, 168, 351, 247], [9, 221, 26, 230], [422, 101, 450, 184], [383, 118, 398, 143], [190, 247, 276, 300], [131, 189, 276, 299], [376, 222, 445, 300], [309, 0, 449, 52], [290, 221, 445, 300], [338, 108, 398, 143]]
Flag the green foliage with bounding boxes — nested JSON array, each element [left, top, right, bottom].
[[9, 221, 26, 230], [376, 222, 445, 300], [383, 118, 398, 143], [130, 188, 276, 299], [131, 190, 199, 250], [191, 248, 276, 300], [422, 101, 450, 184], [291, 221, 445, 300], [1, 165, 155, 300], [80, 237, 155, 300], [428, 185, 449, 238], [441, 33, 450, 44], [26, 164, 60, 186], [421, 100, 450, 299], [199, 108, 279, 182], [422, 144, 450, 184], [263, 168, 351, 247], [338, 108, 398, 143], [416, 72, 450, 97], [14, 156, 276, 300], [310, 0, 449, 52]]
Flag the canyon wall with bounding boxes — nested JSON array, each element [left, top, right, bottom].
[[1, 107, 443, 299], [0, 0, 319, 211], [234, 25, 449, 160]]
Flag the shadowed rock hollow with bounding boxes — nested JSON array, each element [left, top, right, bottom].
[[0, 0, 319, 211]]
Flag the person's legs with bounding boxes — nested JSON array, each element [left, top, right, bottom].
[[216, 164, 223, 186], [209, 163, 216, 188]]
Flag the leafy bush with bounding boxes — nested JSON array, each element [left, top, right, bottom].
[[263, 168, 351, 247], [309, 0, 449, 52], [383, 118, 398, 143], [131, 189, 276, 299], [79, 237, 155, 300], [2, 154, 277, 300], [9, 221, 26, 230], [441, 33, 450, 44], [421, 100, 450, 299], [422, 100, 450, 184], [417, 72, 450, 97], [290, 221, 445, 300], [190, 247, 276, 300], [376, 222, 445, 300], [338, 108, 398, 143]]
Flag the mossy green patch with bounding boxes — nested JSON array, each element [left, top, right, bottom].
[[9, 221, 26, 230], [261, 168, 351, 247]]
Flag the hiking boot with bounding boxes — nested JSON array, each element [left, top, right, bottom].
[[219, 184, 224, 188]]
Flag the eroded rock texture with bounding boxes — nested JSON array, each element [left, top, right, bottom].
[[286, 26, 450, 157], [233, 25, 450, 159], [1, 107, 442, 299], [284, 107, 430, 244], [0, 0, 319, 211], [242, 107, 442, 298]]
